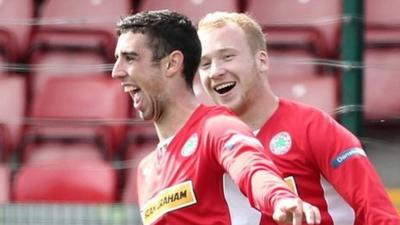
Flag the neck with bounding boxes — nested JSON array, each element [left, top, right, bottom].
[[154, 94, 199, 142], [239, 87, 279, 131]]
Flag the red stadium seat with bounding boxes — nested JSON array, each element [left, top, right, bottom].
[[38, 0, 132, 35], [0, 29, 18, 62], [363, 48, 400, 120], [0, 54, 7, 75], [13, 159, 117, 203], [123, 123, 157, 160], [365, 0, 400, 27], [0, 0, 34, 61], [30, 0, 133, 59], [13, 76, 128, 203], [365, 0, 400, 47], [246, 0, 342, 58], [0, 124, 11, 162], [138, 0, 239, 23], [270, 74, 338, 116], [0, 75, 26, 160], [22, 76, 129, 160], [26, 0, 133, 100], [26, 0, 132, 92], [28, 47, 109, 98], [122, 142, 156, 204], [0, 164, 10, 203], [23, 143, 104, 164], [121, 124, 158, 204], [268, 48, 322, 78]]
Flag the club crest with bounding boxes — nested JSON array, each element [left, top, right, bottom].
[[269, 131, 292, 155], [181, 133, 199, 157]]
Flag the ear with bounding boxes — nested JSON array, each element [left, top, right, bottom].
[[164, 50, 184, 77], [255, 50, 269, 73]]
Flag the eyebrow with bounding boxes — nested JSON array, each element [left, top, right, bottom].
[[201, 48, 236, 59], [115, 50, 139, 59]]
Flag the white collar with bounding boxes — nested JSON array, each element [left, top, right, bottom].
[[157, 135, 175, 151], [253, 129, 260, 136]]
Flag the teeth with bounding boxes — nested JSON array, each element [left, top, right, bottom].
[[215, 82, 235, 91], [124, 86, 135, 93]]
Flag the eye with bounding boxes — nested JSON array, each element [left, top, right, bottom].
[[123, 53, 138, 64], [200, 60, 211, 70], [126, 55, 135, 63], [223, 54, 234, 61]]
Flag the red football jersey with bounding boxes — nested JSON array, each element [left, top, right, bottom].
[[254, 99, 399, 225], [137, 105, 296, 225]]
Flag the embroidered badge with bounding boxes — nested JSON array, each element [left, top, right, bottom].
[[181, 133, 198, 157], [269, 131, 292, 155]]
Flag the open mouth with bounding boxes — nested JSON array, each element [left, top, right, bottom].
[[122, 83, 144, 110], [122, 83, 140, 94], [214, 81, 236, 94]]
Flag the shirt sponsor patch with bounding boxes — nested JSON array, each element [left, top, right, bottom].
[[181, 133, 198, 157], [269, 132, 292, 155], [140, 181, 197, 225], [224, 134, 263, 151], [331, 147, 366, 168]]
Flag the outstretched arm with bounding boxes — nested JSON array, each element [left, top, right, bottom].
[[251, 170, 321, 225]]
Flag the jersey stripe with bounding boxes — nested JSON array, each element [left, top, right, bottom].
[[320, 176, 355, 225], [223, 174, 262, 225]]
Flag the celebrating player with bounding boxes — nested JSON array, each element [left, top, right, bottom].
[[197, 11, 400, 225]]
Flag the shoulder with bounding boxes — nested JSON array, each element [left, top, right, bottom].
[[279, 98, 334, 125], [280, 98, 326, 116], [196, 105, 257, 144], [281, 99, 360, 145], [196, 104, 251, 132], [138, 151, 155, 173], [204, 113, 252, 135], [275, 99, 352, 144]]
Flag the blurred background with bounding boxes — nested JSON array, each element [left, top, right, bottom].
[[0, 0, 399, 224]]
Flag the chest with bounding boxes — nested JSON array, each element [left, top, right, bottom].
[[258, 129, 318, 178], [139, 134, 221, 203]]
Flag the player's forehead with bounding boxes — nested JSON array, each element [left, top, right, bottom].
[[115, 32, 151, 56], [199, 24, 249, 57]]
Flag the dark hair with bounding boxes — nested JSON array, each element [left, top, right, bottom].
[[116, 10, 201, 90]]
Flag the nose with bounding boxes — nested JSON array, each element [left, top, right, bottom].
[[111, 60, 126, 79], [209, 61, 225, 79]]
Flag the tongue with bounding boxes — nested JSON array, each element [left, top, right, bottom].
[[133, 92, 144, 110]]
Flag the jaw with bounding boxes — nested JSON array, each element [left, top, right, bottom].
[[212, 84, 241, 109]]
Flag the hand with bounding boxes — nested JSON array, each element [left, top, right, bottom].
[[273, 198, 321, 225]]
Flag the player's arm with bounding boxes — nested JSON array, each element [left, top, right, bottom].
[[308, 112, 400, 224], [252, 170, 321, 224], [205, 115, 320, 224]]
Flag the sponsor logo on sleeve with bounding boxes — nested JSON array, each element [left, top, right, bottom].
[[224, 134, 263, 151], [269, 132, 292, 155], [331, 147, 366, 168], [181, 133, 199, 157], [140, 181, 197, 225]]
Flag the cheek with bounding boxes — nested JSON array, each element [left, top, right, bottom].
[[125, 65, 138, 77], [198, 73, 210, 89], [198, 70, 206, 80]]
